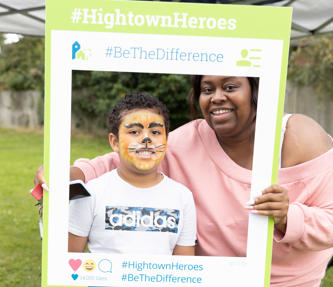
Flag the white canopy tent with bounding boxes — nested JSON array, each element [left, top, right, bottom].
[[0, 0, 45, 37], [0, 0, 332, 39]]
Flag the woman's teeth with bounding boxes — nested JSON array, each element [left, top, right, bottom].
[[212, 109, 231, 115]]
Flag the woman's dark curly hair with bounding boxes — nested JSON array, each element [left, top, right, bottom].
[[188, 75, 259, 119], [108, 93, 170, 137]]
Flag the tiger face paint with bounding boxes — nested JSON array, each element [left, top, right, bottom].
[[118, 110, 167, 171]]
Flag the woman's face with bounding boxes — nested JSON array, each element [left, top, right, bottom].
[[199, 75, 256, 138]]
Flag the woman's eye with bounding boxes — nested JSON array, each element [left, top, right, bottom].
[[201, 87, 213, 94], [224, 84, 238, 92]]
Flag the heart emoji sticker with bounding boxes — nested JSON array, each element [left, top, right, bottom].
[[69, 259, 82, 272], [71, 273, 79, 280]]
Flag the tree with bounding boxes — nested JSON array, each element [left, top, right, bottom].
[[0, 35, 44, 92], [288, 33, 333, 100], [72, 71, 192, 131]]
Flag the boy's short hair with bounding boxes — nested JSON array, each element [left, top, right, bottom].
[[108, 93, 170, 137]]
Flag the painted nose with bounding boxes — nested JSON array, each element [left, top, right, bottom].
[[211, 89, 226, 103], [142, 137, 152, 144]]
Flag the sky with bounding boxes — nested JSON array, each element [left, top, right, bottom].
[[4, 33, 21, 44]]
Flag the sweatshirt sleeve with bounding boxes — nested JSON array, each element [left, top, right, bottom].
[[274, 170, 333, 251], [73, 152, 120, 183]]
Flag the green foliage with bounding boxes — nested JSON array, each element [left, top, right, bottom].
[[0, 35, 44, 92], [72, 71, 192, 131], [288, 33, 333, 100], [0, 34, 193, 132]]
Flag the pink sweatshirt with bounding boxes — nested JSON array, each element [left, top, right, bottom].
[[74, 119, 333, 287]]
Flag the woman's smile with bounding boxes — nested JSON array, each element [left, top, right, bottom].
[[210, 107, 234, 121]]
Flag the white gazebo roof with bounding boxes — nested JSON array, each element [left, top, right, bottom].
[[0, 0, 332, 39]]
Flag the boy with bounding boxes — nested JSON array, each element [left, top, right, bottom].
[[68, 93, 196, 255]]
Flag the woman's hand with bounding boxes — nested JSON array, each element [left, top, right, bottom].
[[246, 184, 289, 233]]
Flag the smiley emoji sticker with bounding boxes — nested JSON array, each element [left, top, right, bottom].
[[82, 259, 96, 272]]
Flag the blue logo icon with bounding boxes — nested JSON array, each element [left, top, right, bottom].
[[72, 41, 91, 60]]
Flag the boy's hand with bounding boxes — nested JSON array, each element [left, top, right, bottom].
[[33, 165, 85, 190], [245, 184, 289, 233], [33, 165, 48, 191]]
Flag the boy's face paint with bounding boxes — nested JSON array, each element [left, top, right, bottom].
[[118, 110, 167, 171]]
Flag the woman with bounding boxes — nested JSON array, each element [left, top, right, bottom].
[[36, 76, 333, 286]]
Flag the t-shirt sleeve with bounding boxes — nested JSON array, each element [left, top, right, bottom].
[[68, 195, 94, 237], [176, 189, 197, 246], [73, 152, 120, 183]]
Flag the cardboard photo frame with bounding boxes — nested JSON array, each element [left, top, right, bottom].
[[43, 1, 292, 286]]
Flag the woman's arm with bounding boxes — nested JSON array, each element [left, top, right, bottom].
[[73, 152, 120, 183], [282, 114, 333, 167], [247, 114, 333, 246], [247, 169, 333, 251], [68, 232, 88, 252]]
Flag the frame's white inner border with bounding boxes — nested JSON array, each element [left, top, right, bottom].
[[48, 30, 283, 287]]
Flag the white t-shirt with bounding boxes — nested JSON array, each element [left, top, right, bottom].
[[69, 169, 196, 255]]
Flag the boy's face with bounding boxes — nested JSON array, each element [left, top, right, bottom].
[[112, 109, 167, 171]]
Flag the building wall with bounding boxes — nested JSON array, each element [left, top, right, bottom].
[[284, 81, 333, 136], [0, 90, 42, 128]]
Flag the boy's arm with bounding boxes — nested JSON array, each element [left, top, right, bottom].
[[174, 189, 197, 255], [33, 152, 119, 186], [173, 245, 195, 256], [70, 166, 85, 181], [33, 165, 85, 187], [68, 232, 88, 252], [68, 192, 94, 251]]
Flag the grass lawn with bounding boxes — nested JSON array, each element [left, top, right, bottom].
[[0, 128, 332, 286], [323, 266, 333, 287], [0, 128, 110, 287]]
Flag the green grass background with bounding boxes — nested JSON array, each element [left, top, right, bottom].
[[0, 128, 111, 287], [0, 128, 332, 286]]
